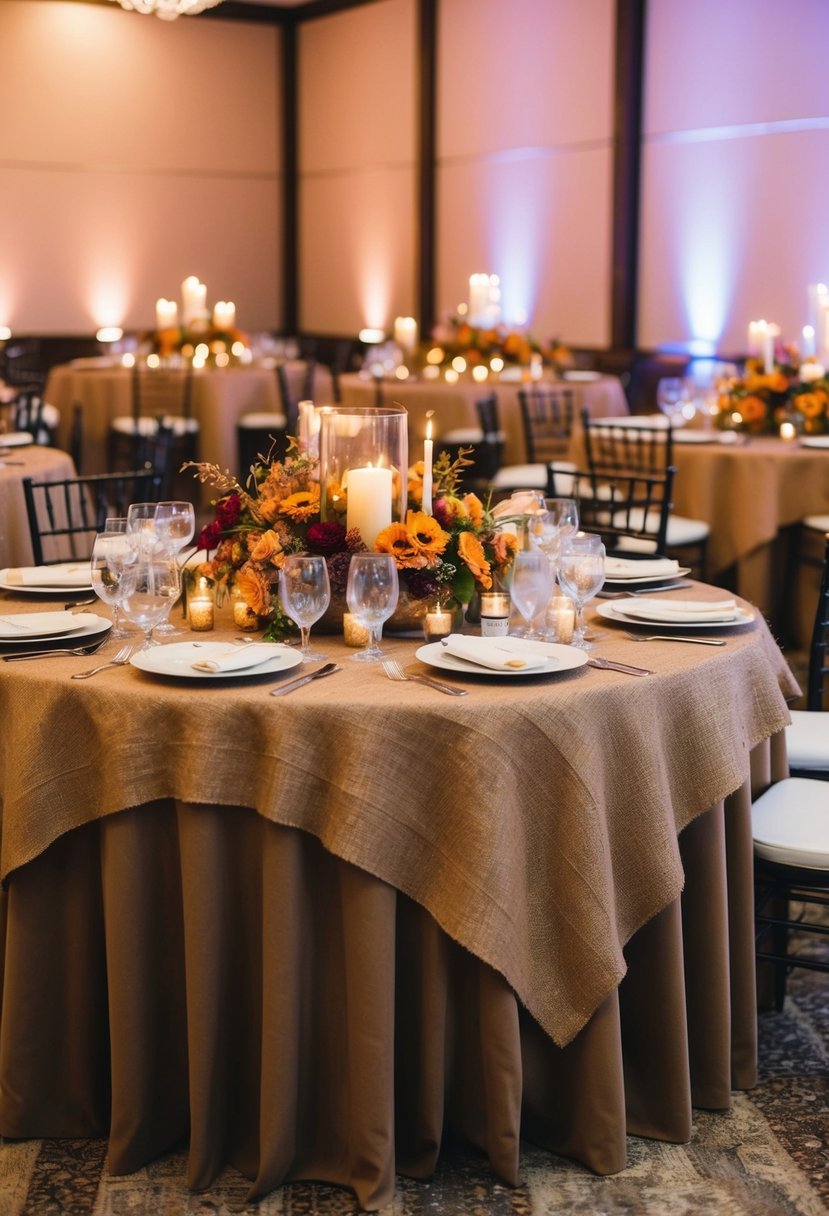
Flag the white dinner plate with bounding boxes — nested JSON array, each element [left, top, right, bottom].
[[596, 601, 755, 630], [0, 432, 34, 448], [563, 370, 601, 383], [800, 436, 829, 449], [0, 610, 83, 640], [129, 641, 302, 681], [415, 639, 588, 678], [673, 430, 718, 444], [0, 566, 94, 594], [603, 566, 691, 587], [0, 612, 110, 647]]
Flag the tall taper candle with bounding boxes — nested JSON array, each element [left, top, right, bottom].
[[422, 415, 434, 515]]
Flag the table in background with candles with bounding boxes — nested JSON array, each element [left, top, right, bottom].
[[338, 370, 630, 464]]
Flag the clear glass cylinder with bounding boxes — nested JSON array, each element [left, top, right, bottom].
[[318, 406, 408, 549]]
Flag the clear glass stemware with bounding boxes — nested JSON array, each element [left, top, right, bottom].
[[89, 530, 138, 641], [153, 501, 196, 638], [119, 549, 181, 649], [278, 554, 331, 661], [556, 533, 606, 649], [345, 553, 399, 662], [509, 550, 553, 640]]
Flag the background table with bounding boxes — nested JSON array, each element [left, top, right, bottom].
[[671, 435, 829, 645], [339, 371, 629, 463], [0, 443, 77, 567], [0, 595, 797, 1209], [45, 359, 334, 475]]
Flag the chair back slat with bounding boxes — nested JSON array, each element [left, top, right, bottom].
[[517, 387, 575, 463], [548, 464, 675, 556], [808, 536, 829, 711]]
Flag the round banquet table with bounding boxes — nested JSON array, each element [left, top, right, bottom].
[[670, 433, 829, 646], [338, 370, 630, 464], [45, 358, 335, 476], [0, 589, 797, 1209], [0, 442, 77, 568]]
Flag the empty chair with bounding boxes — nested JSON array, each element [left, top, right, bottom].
[[235, 358, 312, 471], [548, 463, 675, 555], [277, 359, 317, 434], [12, 389, 60, 445], [0, 337, 45, 395], [23, 466, 167, 565], [435, 393, 505, 489], [786, 534, 829, 778], [108, 361, 199, 472], [582, 412, 709, 574], [490, 385, 575, 499]]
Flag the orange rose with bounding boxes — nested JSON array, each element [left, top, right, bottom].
[[457, 530, 492, 590]]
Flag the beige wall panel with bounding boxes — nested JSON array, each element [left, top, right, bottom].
[[299, 168, 416, 335], [0, 1, 282, 334], [299, 0, 416, 173], [0, 166, 280, 335], [436, 149, 613, 348], [644, 0, 829, 135], [639, 0, 829, 354], [639, 129, 829, 355], [298, 0, 417, 333], [438, 0, 615, 158]]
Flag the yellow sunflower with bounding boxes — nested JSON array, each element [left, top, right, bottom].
[[404, 510, 450, 556], [278, 486, 321, 522], [375, 521, 430, 569]]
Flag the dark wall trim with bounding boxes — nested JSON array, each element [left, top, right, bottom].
[[611, 0, 646, 353], [417, 0, 437, 337], [281, 20, 299, 333]]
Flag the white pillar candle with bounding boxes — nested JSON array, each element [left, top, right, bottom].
[[747, 319, 765, 357], [802, 325, 816, 358], [346, 466, 393, 548], [421, 416, 434, 515], [155, 298, 178, 330], [181, 276, 206, 327], [393, 316, 418, 354], [212, 300, 236, 331], [762, 323, 779, 374]]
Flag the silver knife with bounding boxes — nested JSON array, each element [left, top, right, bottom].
[[269, 662, 341, 696]]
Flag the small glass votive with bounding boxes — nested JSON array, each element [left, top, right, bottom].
[[480, 591, 511, 637], [423, 604, 454, 643], [189, 578, 215, 632], [546, 594, 575, 644], [343, 611, 370, 648], [231, 584, 259, 631]]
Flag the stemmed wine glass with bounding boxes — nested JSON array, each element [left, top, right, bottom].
[[278, 555, 331, 661], [119, 548, 181, 649], [556, 533, 606, 649], [345, 553, 399, 663], [656, 377, 690, 423], [90, 529, 138, 641], [509, 551, 553, 640], [527, 497, 580, 578], [126, 502, 158, 545], [153, 501, 196, 638]]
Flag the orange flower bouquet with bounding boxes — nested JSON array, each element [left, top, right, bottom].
[[184, 443, 520, 639]]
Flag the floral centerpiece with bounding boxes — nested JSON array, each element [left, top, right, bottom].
[[714, 352, 829, 435], [184, 443, 520, 639], [141, 321, 250, 367], [427, 311, 573, 374]]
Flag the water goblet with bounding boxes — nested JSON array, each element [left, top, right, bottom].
[[556, 533, 606, 649], [509, 550, 553, 639], [120, 549, 181, 649], [153, 501, 196, 638], [278, 554, 331, 661], [345, 553, 399, 663], [656, 377, 690, 422], [90, 530, 138, 641], [126, 502, 158, 554]]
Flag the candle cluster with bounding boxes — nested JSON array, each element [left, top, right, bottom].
[[155, 278, 236, 335]]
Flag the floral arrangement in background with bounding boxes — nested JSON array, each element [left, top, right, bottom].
[[428, 312, 573, 374], [714, 352, 829, 434], [141, 322, 250, 367], [185, 444, 520, 639]]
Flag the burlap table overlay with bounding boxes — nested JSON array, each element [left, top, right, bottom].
[[0, 593, 798, 1047]]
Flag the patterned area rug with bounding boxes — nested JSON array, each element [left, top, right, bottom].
[[1, 960, 827, 1216]]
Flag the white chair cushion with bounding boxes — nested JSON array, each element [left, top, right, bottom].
[[611, 509, 709, 547], [786, 711, 829, 771], [41, 402, 60, 428], [804, 514, 829, 533], [752, 777, 829, 868], [440, 427, 484, 444], [111, 415, 199, 436], [491, 464, 548, 490], [238, 412, 288, 430]]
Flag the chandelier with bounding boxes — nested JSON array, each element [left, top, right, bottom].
[[113, 0, 224, 19]]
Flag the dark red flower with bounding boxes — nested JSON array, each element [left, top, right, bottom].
[[216, 493, 242, 529], [197, 520, 221, 551], [306, 520, 347, 555]]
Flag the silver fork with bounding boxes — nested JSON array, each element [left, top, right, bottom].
[[381, 658, 467, 696], [623, 630, 726, 647], [71, 641, 136, 679], [3, 638, 109, 662]]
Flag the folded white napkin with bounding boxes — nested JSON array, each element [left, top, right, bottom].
[[604, 556, 680, 580], [0, 610, 77, 636], [441, 634, 550, 671], [191, 643, 285, 673], [4, 563, 91, 588], [618, 597, 738, 623]]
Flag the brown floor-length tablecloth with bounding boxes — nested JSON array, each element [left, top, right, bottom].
[[0, 444, 77, 568], [0, 593, 798, 1208]]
